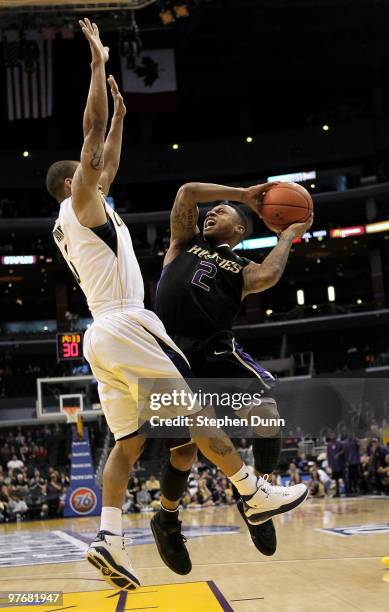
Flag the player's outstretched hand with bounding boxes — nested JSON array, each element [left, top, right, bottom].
[[280, 213, 314, 240], [108, 75, 126, 119], [79, 18, 109, 64], [242, 182, 280, 215]]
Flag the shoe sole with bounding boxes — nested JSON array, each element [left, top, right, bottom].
[[236, 500, 276, 556], [245, 488, 309, 525], [150, 517, 192, 576], [86, 547, 140, 591]]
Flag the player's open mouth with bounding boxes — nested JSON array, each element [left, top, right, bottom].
[[205, 219, 216, 228]]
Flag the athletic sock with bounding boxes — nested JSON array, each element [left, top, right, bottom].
[[159, 503, 179, 526], [229, 464, 258, 496], [100, 506, 122, 536]]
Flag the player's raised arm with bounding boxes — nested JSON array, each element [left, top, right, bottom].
[[72, 18, 109, 227], [242, 215, 313, 298], [99, 75, 126, 196]]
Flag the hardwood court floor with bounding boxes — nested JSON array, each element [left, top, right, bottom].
[[0, 497, 388, 612]]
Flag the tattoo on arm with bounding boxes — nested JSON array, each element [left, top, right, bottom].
[[243, 235, 294, 295], [90, 144, 103, 171], [171, 202, 198, 242]]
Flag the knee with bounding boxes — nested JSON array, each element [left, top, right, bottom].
[[113, 435, 145, 465], [170, 443, 197, 471]]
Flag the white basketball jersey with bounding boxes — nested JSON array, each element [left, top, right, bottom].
[[53, 197, 145, 318]]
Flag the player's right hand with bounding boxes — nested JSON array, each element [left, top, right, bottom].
[[79, 18, 109, 64], [280, 213, 314, 239]]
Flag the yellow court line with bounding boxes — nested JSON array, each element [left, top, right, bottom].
[[1, 581, 232, 612]]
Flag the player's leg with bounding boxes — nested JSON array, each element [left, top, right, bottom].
[[102, 434, 145, 511], [135, 316, 307, 547], [151, 443, 197, 574], [87, 433, 145, 590], [83, 321, 148, 590], [204, 334, 283, 554], [236, 397, 282, 555]]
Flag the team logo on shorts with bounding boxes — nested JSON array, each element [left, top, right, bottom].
[[70, 487, 97, 514]]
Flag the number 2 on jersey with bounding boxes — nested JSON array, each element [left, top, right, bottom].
[[191, 261, 217, 292]]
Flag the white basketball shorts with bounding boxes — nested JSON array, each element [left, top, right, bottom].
[[83, 308, 192, 440]]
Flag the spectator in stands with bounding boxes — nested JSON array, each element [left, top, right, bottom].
[[366, 438, 387, 494], [7, 454, 24, 471], [377, 454, 389, 495], [327, 434, 345, 497], [297, 453, 309, 473], [236, 439, 253, 466], [0, 484, 9, 518], [19, 441, 30, 463], [13, 473, 29, 499], [197, 478, 214, 506], [313, 463, 331, 495], [216, 477, 234, 505], [284, 431, 299, 448], [145, 474, 160, 501], [59, 471, 70, 487], [307, 467, 326, 498], [0, 500, 5, 523], [122, 489, 135, 514], [136, 483, 152, 511], [46, 473, 63, 516], [287, 462, 302, 485], [8, 494, 28, 522], [343, 435, 361, 496]]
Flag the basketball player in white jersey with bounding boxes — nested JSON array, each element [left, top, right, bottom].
[[46, 19, 308, 590]]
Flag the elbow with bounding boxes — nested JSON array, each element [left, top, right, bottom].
[[178, 182, 200, 200], [177, 183, 198, 206], [86, 119, 106, 135], [255, 270, 281, 292]]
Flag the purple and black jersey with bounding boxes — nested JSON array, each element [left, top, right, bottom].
[[156, 234, 250, 339], [155, 235, 275, 391]]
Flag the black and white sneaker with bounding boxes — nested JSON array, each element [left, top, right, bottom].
[[236, 498, 277, 556], [86, 530, 140, 590], [243, 474, 308, 525], [150, 513, 192, 575]]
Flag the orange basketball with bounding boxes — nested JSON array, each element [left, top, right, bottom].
[[260, 182, 313, 232]]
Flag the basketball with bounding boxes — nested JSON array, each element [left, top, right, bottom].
[[260, 182, 313, 232]]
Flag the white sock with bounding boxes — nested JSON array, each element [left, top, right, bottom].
[[229, 464, 258, 496], [100, 506, 122, 536]]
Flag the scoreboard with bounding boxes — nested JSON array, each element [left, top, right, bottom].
[[56, 332, 83, 361]]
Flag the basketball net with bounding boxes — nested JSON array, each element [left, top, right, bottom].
[[63, 406, 84, 440]]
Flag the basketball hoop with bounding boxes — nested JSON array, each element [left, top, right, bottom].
[[63, 405, 81, 424]]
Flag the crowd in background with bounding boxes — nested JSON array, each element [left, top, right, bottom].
[[0, 424, 388, 522], [286, 434, 389, 498], [0, 426, 71, 522]]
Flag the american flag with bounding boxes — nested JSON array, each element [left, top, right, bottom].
[[1, 30, 53, 121]]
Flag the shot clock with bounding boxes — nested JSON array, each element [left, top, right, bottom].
[[56, 332, 83, 362]]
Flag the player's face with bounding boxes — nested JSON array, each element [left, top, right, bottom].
[[203, 204, 242, 244]]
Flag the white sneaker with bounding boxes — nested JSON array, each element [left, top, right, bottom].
[[243, 475, 308, 525], [86, 530, 141, 590]]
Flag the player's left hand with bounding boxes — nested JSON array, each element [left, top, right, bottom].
[[280, 213, 314, 239], [79, 18, 109, 64], [242, 182, 279, 215], [108, 74, 126, 119]]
